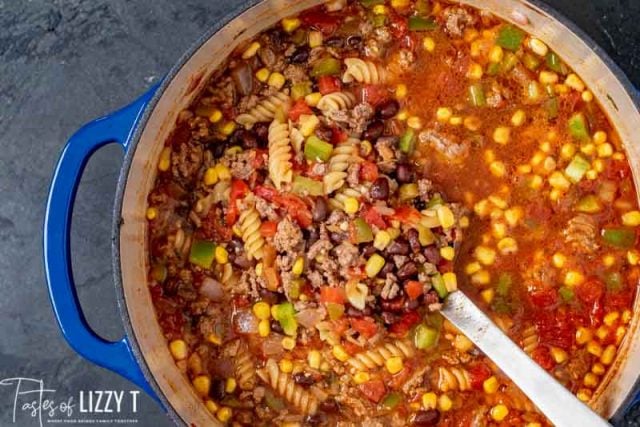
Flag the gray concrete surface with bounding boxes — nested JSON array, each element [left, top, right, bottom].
[[0, 0, 638, 425]]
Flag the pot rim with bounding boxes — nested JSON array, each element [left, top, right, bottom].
[[111, 0, 640, 424]]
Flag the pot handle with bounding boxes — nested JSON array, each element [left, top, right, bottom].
[[43, 86, 162, 405]]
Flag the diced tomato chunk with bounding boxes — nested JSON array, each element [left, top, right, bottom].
[[330, 126, 348, 145], [360, 84, 389, 107], [528, 288, 557, 307], [318, 75, 341, 95], [576, 278, 604, 304], [358, 380, 386, 403], [390, 206, 421, 225], [389, 311, 421, 336], [532, 346, 555, 371], [350, 317, 378, 338], [361, 205, 387, 229], [468, 363, 492, 390], [389, 13, 408, 39], [273, 194, 313, 228], [359, 161, 379, 182], [260, 221, 278, 237], [254, 184, 278, 201], [288, 99, 313, 121], [226, 179, 250, 225], [405, 280, 423, 300], [300, 8, 341, 35], [320, 287, 346, 304]]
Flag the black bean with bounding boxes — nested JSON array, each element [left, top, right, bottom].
[[407, 229, 421, 253], [313, 197, 328, 222], [380, 261, 395, 276], [210, 140, 227, 158], [253, 122, 269, 147], [319, 398, 340, 413], [370, 177, 390, 200], [290, 47, 310, 63], [233, 129, 258, 149], [381, 311, 398, 325], [362, 244, 377, 257], [209, 379, 226, 400], [346, 305, 372, 317], [423, 246, 441, 264], [346, 35, 363, 49], [270, 320, 284, 334], [386, 240, 410, 256], [404, 296, 419, 311], [315, 126, 333, 141], [396, 163, 413, 183], [233, 254, 252, 269], [330, 232, 346, 243], [411, 410, 440, 426], [377, 99, 400, 119], [397, 261, 418, 280], [293, 372, 316, 387], [362, 120, 384, 141], [413, 198, 427, 210], [381, 296, 406, 313], [325, 36, 344, 47]]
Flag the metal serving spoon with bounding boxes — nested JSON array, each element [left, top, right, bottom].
[[441, 291, 611, 427]]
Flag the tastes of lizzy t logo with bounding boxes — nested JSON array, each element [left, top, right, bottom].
[[0, 377, 140, 426]]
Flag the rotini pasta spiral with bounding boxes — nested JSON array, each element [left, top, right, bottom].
[[257, 358, 318, 415], [346, 340, 414, 371], [436, 366, 471, 392], [238, 204, 265, 260], [329, 186, 366, 211], [521, 324, 538, 356], [342, 58, 386, 84], [485, 386, 538, 413], [317, 91, 356, 113], [323, 139, 360, 194], [268, 119, 293, 189], [235, 342, 256, 391], [236, 92, 290, 129], [290, 123, 305, 153]]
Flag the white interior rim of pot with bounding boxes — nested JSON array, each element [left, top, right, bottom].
[[114, 0, 640, 425]]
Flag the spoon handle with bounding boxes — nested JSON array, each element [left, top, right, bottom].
[[441, 291, 610, 427]]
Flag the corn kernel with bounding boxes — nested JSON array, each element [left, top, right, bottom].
[[474, 199, 490, 217], [560, 142, 577, 160], [216, 406, 232, 423], [372, 4, 387, 14], [281, 17, 301, 33], [169, 339, 188, 360], [255, 68, 271, 84], [497, 237, 518, 255], [587, 341, 603, 357], [593, 130, 608, 145], [299, 114, 319, 137], [539, 71, 559, 85], [581, 143, 596, 156], [549, 253, 566, 269], [582, 90, 594, 102], [374, 230, 392, 251], [481, 288, 495, 304], [440, 246, 455, 261], [252, 302, 271, 320], [482, 376, 499, 394], [443, 272, 458, 292], [344, 197, 359, 214], [436, 107, 452, 122], [308, 350, 321, 369], [491, 222, 506, 239], [565, 73, 586, 92], [622, 210, 640, 227], [305, 92, 322, 107], [423, 37, 436, 52], [215, 246, 229, 264], [488, 45, 504, 63], [459, 216, 470, 228], [279, 358, 294, 373], [576, 327, 593, 345], [471, 270, 491, 286], [158, 147, 171, 171], [219, 121, 236, 136], [366, 253, 386, 278], [596, 325, 609, 341], [528, 37, 548, 56], [353, 371, 370, 384], [511, 110, 526, 127], [585, 169, 598, 180], [464, 28, 480, 42], [489, 161, 506, 178], [601, 345, 616, 365], [613, 152, 626, 161], [604, 312, 620, 327], [577, 389, 592, 402], [222, 377, 236, 394], [407, 116, 423, 129], [396, 84, 407, 99], [450, 116, 464, 126], [453, 334, 473, 352], [490, 404, 509, 422], [504, 207, 523, 227], [622, 310, 632, 324], [385, 356, 404, 374], [616, 326, 627, 344], [475, 246, 496, 266], [308, 30, 323, 48], [422, 392, 438, 410], [282, 337, 296, 350], [438, 394, 453, 411], [597, 143, 613, 158], [205, 399, 219, 413], [467, 63, 483, 80], [255, 262, 263, 277], [526, 423, 543, 427], [465, 261, 482, 275], [593, 159, 605, 173], [437, 205, 455, 229], [461, 116, 480, 131], [268, 72, 286, 90], [146, 207, 158, 221], [547, 171, 569, 191], [332, 345, 350, 362], [493, 126, 511, 145], [592, 363, 606, 375], [258, 319, 270, 337], [242, 41, 261, 59], [193, 375, 211, 396], [564, 271, 585, 287], [550, 347, 568, 364], [549, 188, 563, 202], [584, 373, 599, 388]]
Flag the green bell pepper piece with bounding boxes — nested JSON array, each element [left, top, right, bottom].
[[602, 227, 636, 249], [272, 302, 298, 336], [398, 183, 420, 201], [326, 303, 345, 320], [291, 82, 312, 100], [381, 392, 403, 409], [544, 97, 559, 119], [310, 57, 341, 77], [546, 51, 564, 73], [605, 272, 623, 291], [431, 273, 448, 299], [408, 16, 437, 31], [414, 323, 439, 350], [565, 154, 590, 183], [522, 52, 541, 70], [568, 113, 590, 140], [151, 263, 167, 282], [575, 195, 602, 213], [353, 218, 374, 243], [292, 175, 324, 196], [399, 129, 415, 154], [469, 83, 486, 107], [304, 135, 333, 162], [559, 286, 574, 302], [189, 239, 216, 269], [496, 273, 512, 297], [496, 25, 525, 51]]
